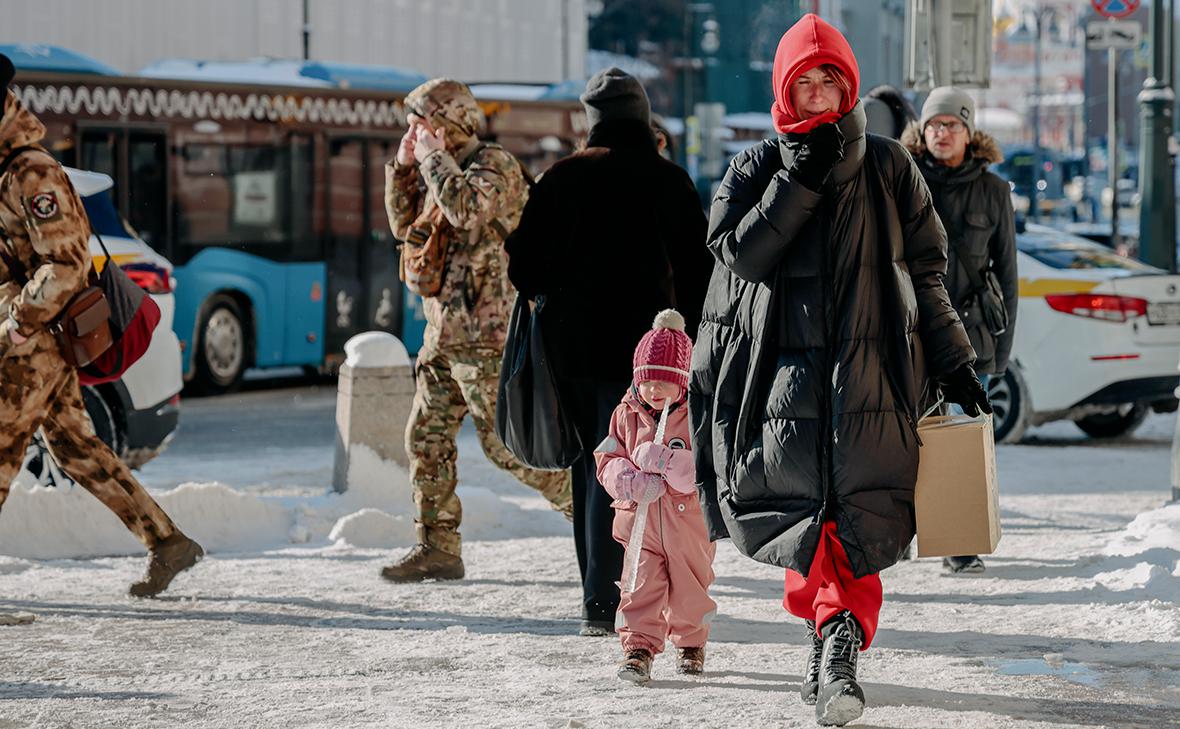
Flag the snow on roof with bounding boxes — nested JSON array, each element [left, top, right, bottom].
[[586, 50, 662, 81], [0, 43, 120, 76], [64, 167, 114, 197], [138, 59, 428, 92], [468, 84, 549, 101]]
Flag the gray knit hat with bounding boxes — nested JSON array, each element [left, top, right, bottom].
[[920, 86, 975, 136], [580, 67, 650, 128]]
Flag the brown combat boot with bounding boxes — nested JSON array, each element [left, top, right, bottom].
[[130, 532, 204, 598], [676, 646, 706, 675], [617, 648, 654, 684], [380, 543, 464, 583]]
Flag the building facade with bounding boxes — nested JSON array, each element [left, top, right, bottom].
[[1, 0, 586, 83]]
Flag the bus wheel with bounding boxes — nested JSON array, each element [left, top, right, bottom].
[[192, 294, 247, 395]]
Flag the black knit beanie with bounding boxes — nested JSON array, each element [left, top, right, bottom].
[[580, 67, 650, 129]]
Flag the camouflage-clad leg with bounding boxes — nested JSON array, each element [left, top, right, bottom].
[[452, 348, 573, 518], [405, 349, 468, 556], [0, 340, 59, 507], [41, 369, 176, 548], [405, 348, 573, 557]]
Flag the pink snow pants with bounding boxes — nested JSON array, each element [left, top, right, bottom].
[[783, 521, 882, 650], [612, 490, 717, 655]]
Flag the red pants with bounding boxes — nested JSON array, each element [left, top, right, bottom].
[[783, 522, 882, 650]]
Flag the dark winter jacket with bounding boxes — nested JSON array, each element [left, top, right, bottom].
[[688, 102, 975, 578], [505, 120, 713, 383], [901, 124, 1018, 375]]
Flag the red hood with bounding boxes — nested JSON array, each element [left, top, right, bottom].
[[771, 14, 860, 135]]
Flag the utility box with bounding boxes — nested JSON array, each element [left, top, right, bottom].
[[332, 332, 415, 492], [905, 0, 993, 90]]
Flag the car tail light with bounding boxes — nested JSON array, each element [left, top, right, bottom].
[[122, 262, 173, 294], [1044, 293, 1148, 323]]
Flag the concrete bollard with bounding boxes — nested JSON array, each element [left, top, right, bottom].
[[332, 332, 415, 493]]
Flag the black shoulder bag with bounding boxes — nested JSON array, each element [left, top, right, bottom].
[[956, 254, 1008, 337]]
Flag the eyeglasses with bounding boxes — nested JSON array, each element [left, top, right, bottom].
[[927, 120, 967, 134]]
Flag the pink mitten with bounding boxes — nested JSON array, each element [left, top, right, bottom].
[[632, 442, 675, 474], [633, 472, 666, 504]]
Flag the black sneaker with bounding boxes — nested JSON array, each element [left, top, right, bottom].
[[579, 619, 615, 637], [815, 612, 865, 727], [942, 555, 985, 574], [801, 619, 823, 705]]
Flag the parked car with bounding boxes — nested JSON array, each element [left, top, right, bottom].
[[990, 224, 1180, 442], [20, 168, 182, 486]]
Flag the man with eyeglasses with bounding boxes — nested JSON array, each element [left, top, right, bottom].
[[902, 86, 1018, 575]]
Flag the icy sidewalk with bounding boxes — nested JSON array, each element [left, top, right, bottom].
[[0, 419, 1179, 728]]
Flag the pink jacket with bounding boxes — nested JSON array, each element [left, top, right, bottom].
[[594, 388, 696, 501]]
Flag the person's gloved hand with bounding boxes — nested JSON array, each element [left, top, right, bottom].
[[631, 442, 675, 475], [789, 123, 845, 191], [616, 470, 665, 503], [939, 363, 993, 417]]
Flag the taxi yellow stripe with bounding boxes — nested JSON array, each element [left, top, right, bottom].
[[92, 253, 137, 273], [1018, 278, 1099, 297]]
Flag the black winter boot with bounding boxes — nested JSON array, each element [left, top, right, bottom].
[[801, 619, 823, 705], [815, 611, 865, 726]]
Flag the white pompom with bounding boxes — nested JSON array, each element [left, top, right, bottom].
[[652, 309, 685, 331]]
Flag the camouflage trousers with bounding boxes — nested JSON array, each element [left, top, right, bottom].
[[406, 346, 573, 556], [0, 339, 176, 549]]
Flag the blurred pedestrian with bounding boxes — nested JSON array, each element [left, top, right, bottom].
[[0, 53, 203, 598], [689, 15, 986, 726], [651, 114, 675, 160], [506, 67, 712, 637], [381, 78, 572, 583], [902, 87, 1018, 574], [595, 309, 716, 683], [862, 84, 917, 140]]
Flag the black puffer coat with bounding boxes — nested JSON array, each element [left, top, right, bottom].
[[689, 102, 974, 578]]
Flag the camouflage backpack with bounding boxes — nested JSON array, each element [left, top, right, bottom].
[[398, 143, 533, 298]]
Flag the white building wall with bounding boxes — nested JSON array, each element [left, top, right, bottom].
[[1, 0, 586, 83]]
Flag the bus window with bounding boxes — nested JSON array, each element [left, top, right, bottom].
[[288, 134, 321, 261], [128, 132, 169, 256], [325, 138, 366, 354], [366, 138, 402, 337], [176, 142, 297, 259], [80, 129, 120, 204]]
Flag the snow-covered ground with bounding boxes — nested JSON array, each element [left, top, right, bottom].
[[1, 387, 1178, 728]]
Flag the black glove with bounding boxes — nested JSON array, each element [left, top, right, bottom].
[[789, 123, 845, 191], [938, 363, 993, 417]]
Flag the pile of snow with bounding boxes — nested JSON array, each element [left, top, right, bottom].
[[0, 445, 567, 560], [1092, 504, 1180, 603]]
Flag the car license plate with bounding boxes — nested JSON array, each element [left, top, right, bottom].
[[1148, 302, 1180, 325]]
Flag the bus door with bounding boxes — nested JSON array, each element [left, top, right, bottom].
[[365, 139, 406, 345], [78, 126, 171, 259], [325, 137, 367, 360]]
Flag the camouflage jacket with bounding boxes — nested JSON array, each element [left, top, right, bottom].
[[0, 93, 91, 351], [385, 140, 527, 356]]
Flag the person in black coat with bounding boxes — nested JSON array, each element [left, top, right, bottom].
[[688, 15, 987, 725], [506, 67, 713, 637]]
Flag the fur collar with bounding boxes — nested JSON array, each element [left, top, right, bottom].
[[900, 121, 1003, 165]]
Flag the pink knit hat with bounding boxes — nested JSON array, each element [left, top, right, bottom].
[[633, 309, 693, 391]]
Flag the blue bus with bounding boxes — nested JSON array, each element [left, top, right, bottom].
[[10, 50, 585, 393]]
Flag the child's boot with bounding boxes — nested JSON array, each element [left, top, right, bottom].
[[617, 648, 653, 684], [801, 619, 823, 705], [676, 646, 705, 675], [815, 611, 865, 727]]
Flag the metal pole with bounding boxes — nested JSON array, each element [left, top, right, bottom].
[[934, 0, 953, 86], [1110, 46, 1119, 249], [1138, 0, 1178, 271], [1031, 11, 1042, 222], [560, 0, 569, 81], [302, 0, 311, 61]]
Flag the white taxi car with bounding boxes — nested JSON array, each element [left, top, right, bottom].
[[990, 223, 1180, 442], [21, 168, 183, 485]]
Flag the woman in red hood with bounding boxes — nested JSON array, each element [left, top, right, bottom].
[[689, 14, 988, 727]]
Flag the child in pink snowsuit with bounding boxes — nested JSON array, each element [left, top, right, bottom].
[[594, 309, 717, 684]]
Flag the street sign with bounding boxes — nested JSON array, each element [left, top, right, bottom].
[[1090, 0, 1140, 20], [1086, 19, 1142, 50]]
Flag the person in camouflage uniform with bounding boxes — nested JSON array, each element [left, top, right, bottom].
[[0, 55, 203, 597], [381, 78, 573, 582]]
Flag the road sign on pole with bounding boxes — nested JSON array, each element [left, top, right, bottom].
[[1091, 0, 1141, 20], [1085, 20, 1142, 50]]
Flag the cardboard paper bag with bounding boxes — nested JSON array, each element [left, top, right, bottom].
[[915, 414, 1001, 558]]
